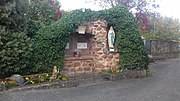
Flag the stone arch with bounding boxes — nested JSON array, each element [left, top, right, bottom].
[[63, 20, 120, 74], [34, 6, 149, 73]]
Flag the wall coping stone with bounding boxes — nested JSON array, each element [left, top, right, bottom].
[[64, 56, 94, 61]]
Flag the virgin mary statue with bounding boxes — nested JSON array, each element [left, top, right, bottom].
[[108, 26, 115, 51]]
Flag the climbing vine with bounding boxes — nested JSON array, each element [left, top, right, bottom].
[[33, 6, 149, 72]]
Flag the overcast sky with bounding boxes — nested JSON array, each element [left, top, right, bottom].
[[59, 0, 180, 20], [157, 0, 180, 19], [59, 0, 101, 11]]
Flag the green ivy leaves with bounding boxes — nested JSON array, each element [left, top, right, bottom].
[[33, 5, 149, 72]]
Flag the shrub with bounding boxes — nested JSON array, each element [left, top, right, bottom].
[[0, 26, 32, 77]]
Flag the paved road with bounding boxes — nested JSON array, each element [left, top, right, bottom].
[[1, 58, 180, 101]]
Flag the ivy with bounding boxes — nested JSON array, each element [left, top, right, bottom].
[[33, 5, 149, 72]]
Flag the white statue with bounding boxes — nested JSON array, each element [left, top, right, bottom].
[[108, 26, 115, 51]]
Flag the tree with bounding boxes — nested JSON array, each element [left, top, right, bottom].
[[0, 0, 62, 76], [86, 0, 159, 31], [26, 0, 61, 38], [89, 0, 147, 10], [0, 0, 32, 77], [0, 0, 29, 32], [28, 0, 56, 25], [156, 17, 180, 41], [143, 16, 180, 41]]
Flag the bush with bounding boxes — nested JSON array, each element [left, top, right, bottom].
[[0, 26, 32, 77]]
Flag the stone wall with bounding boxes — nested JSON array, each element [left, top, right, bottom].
[[89, 20, 119, 71], [145, 40, 180, 59], [63, 56, 95, 75], [63, 20, 120, 75]]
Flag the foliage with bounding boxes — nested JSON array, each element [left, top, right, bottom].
[[33, 6, 149, 71], [0, 0, 62, 77], [26, 0, 61, 38], [0, 26, 32, 77], [28, 0, 57, 25], [88, 0, 148, 10], [24, 73, 68, 84], [141, 15, 180, 41], [26, 20, 43, 38], [153, 17, 180, 41], [49, 0, 62, 20], [86, 0, 159, 31], [0, 0, 30, 77], [0, 0, 13, 5], [4, 73, 68, 89], [24, 73, 50, 84], [0, 0, 29, 32]]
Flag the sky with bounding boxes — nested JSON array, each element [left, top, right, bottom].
[[157, 0, 180, 19], [59, 0, 102, 11], [59, 0, 180, 20]]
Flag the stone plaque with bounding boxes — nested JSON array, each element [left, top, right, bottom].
[[77, 43, 87, 49], [65, 43, 69, 49], [78, 26, 86, 34], [109, 49, 115, 52]]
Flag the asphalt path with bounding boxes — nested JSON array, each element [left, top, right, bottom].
[[1, 58, 180, 101]]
